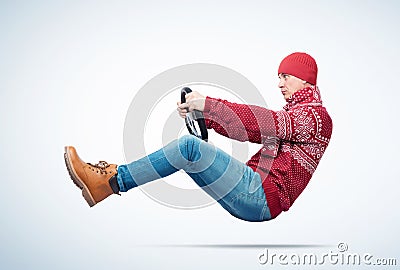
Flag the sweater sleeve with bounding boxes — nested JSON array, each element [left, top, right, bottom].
[[203, 97, 319, 145], [203, 96, 278, 144]]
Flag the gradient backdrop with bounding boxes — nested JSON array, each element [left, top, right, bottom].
[[1, 0, 399, 269]]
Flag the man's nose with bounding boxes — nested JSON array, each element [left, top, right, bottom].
[[278, 77, 285, 88]]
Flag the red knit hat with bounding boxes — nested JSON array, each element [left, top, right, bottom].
[[278, 52, 318, 85]]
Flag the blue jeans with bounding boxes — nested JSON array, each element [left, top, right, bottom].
[[117, 135, 271, 222]]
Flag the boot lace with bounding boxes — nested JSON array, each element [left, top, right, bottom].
[[88, 161, 110, 174]]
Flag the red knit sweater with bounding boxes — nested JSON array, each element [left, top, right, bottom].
[[203, 87, 332, 219]]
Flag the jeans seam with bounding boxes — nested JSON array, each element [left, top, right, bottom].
[[117, 173, 127, 192], [260, 202, 269, 221], [228, 193, 242, 218]]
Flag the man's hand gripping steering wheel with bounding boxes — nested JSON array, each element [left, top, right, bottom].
[[177, 87, 208, 142]]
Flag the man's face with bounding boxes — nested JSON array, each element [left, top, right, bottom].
[[278, 73, 306, 100]]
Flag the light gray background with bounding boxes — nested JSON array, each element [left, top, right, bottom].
[[0, 0, 399, 269]]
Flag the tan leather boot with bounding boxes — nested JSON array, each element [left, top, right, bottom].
[[64, 146, 118, 207]]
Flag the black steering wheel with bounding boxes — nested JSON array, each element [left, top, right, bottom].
[[181, 87, 208, 142]]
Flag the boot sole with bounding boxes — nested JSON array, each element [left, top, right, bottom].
[[64, 146, 96, 207]]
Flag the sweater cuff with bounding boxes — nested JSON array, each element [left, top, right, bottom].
[[203, 96, 216, 114], [203, 97, 217, 129]]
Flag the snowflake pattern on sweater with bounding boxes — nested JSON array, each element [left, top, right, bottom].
[[203, 87, 332, 218]]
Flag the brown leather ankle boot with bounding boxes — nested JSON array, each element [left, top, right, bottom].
[[64, 146, 118, 207]]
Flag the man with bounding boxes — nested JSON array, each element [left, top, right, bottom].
[[64, 52, 332, 221]]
